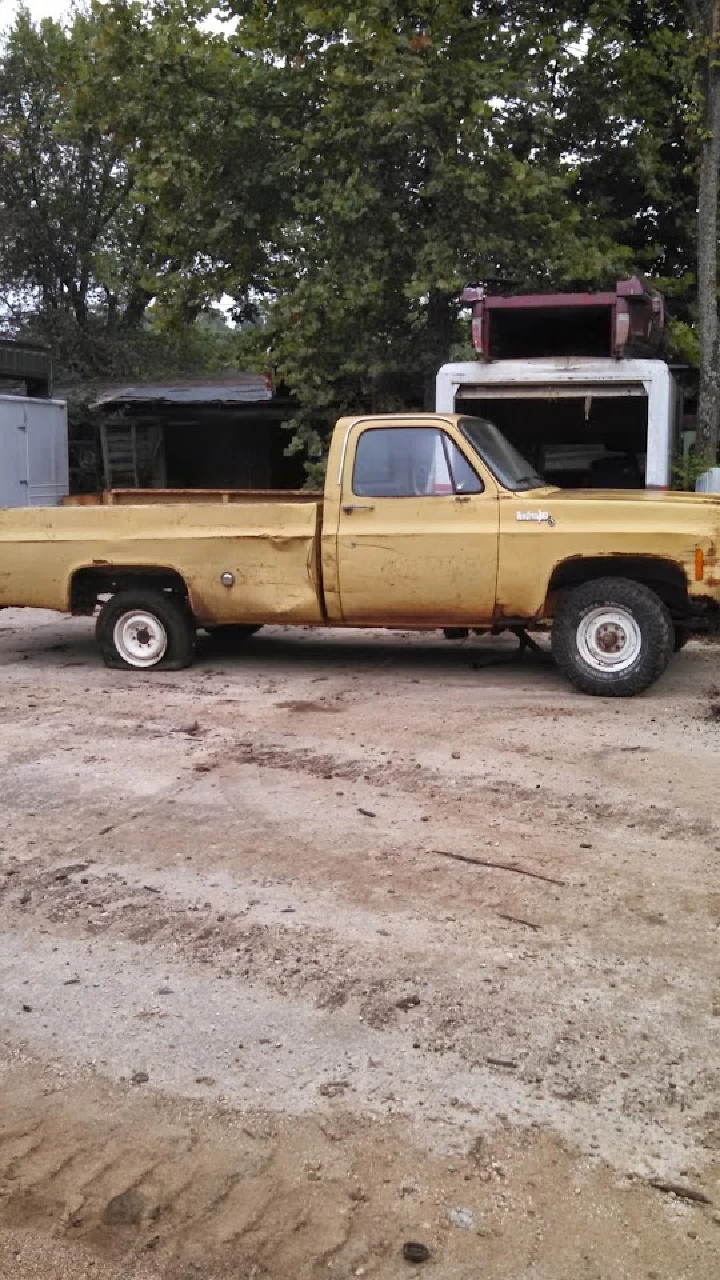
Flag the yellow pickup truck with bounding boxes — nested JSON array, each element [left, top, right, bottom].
[[1, 413, 718, 696]]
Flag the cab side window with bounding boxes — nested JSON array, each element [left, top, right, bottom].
[[353, 428, 483, 498]]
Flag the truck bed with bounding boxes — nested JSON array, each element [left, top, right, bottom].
[[0, 497, 325, 624]]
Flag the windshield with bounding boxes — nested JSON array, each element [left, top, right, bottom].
[[459, 416, 545, 492]]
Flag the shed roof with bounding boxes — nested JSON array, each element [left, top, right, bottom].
[[92, 372, 272, 408]]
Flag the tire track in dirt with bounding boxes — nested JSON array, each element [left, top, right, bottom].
[[1, 1064, 718, 1280], [2, 845, 719, 1162], [212, 736, 720, 846]]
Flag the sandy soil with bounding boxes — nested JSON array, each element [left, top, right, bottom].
[[0, 609, 719, 1279]]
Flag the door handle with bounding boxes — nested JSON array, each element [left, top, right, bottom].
[[455, 494, 471, 503], [342, 503, 375, 513]]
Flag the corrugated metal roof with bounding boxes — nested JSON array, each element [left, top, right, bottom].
[[92, 372, 272, 407]]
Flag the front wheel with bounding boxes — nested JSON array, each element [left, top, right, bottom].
[[96, 589, 195, 671], [551, 577, 673, 697]]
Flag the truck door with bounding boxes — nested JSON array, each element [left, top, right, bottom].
[[336, 420, 499, 625]]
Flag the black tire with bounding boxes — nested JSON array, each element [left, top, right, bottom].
[[551, 577, 673, 697], [205, 624, 262, 650], [673, 626, 691, 652], [96, 589, 195, 671]]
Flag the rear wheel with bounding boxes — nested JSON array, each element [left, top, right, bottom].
[[551, 577, 673, 697], [96, 589, 195, 671]]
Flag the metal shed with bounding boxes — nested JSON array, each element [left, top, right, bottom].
[[0, 394, 69, 508]]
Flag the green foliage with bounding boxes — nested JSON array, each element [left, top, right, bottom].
[[556, 2, 716, 389], [557, 3, 697, 285], [0, 0, 716, 473], [29, 303, 253, 386], [671, 448, 713, 490], [0, 1, 287, 382], [667, 313, 700, 365], [224, 0, 630, 468]]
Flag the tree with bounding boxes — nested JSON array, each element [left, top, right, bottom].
[[0, 1, 288, 381], [554, 4, 695, 282], [0, 6, 142, 335], [0, 3, 185, 350], [8, 0, 717, 474], [692, 0, 720, 463], [223, 1, 628, 472], [551, 1, 720, 464], [90, 1, 295, 326]]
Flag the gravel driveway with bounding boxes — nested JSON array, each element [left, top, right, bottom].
[[1, 610, 719, 1279]]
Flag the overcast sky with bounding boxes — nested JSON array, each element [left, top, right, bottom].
[[3, 0, 74, 26]]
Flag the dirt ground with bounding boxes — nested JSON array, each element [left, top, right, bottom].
[[1, 609, 719, 1280]]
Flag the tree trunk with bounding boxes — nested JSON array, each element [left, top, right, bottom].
[[696, 0, 720, 463], [121, 284, 153, 330]]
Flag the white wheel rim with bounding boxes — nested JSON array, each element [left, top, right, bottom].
[[576, 606, 642, 674], [113, 610, 168, 668]]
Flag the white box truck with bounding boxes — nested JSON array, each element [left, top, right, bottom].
[[436, 356, 677, 489], [438, 280, 680, 490]]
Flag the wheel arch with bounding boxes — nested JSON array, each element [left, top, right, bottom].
[[545, 555, 690, 619], [69, 564, 190, 615]]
